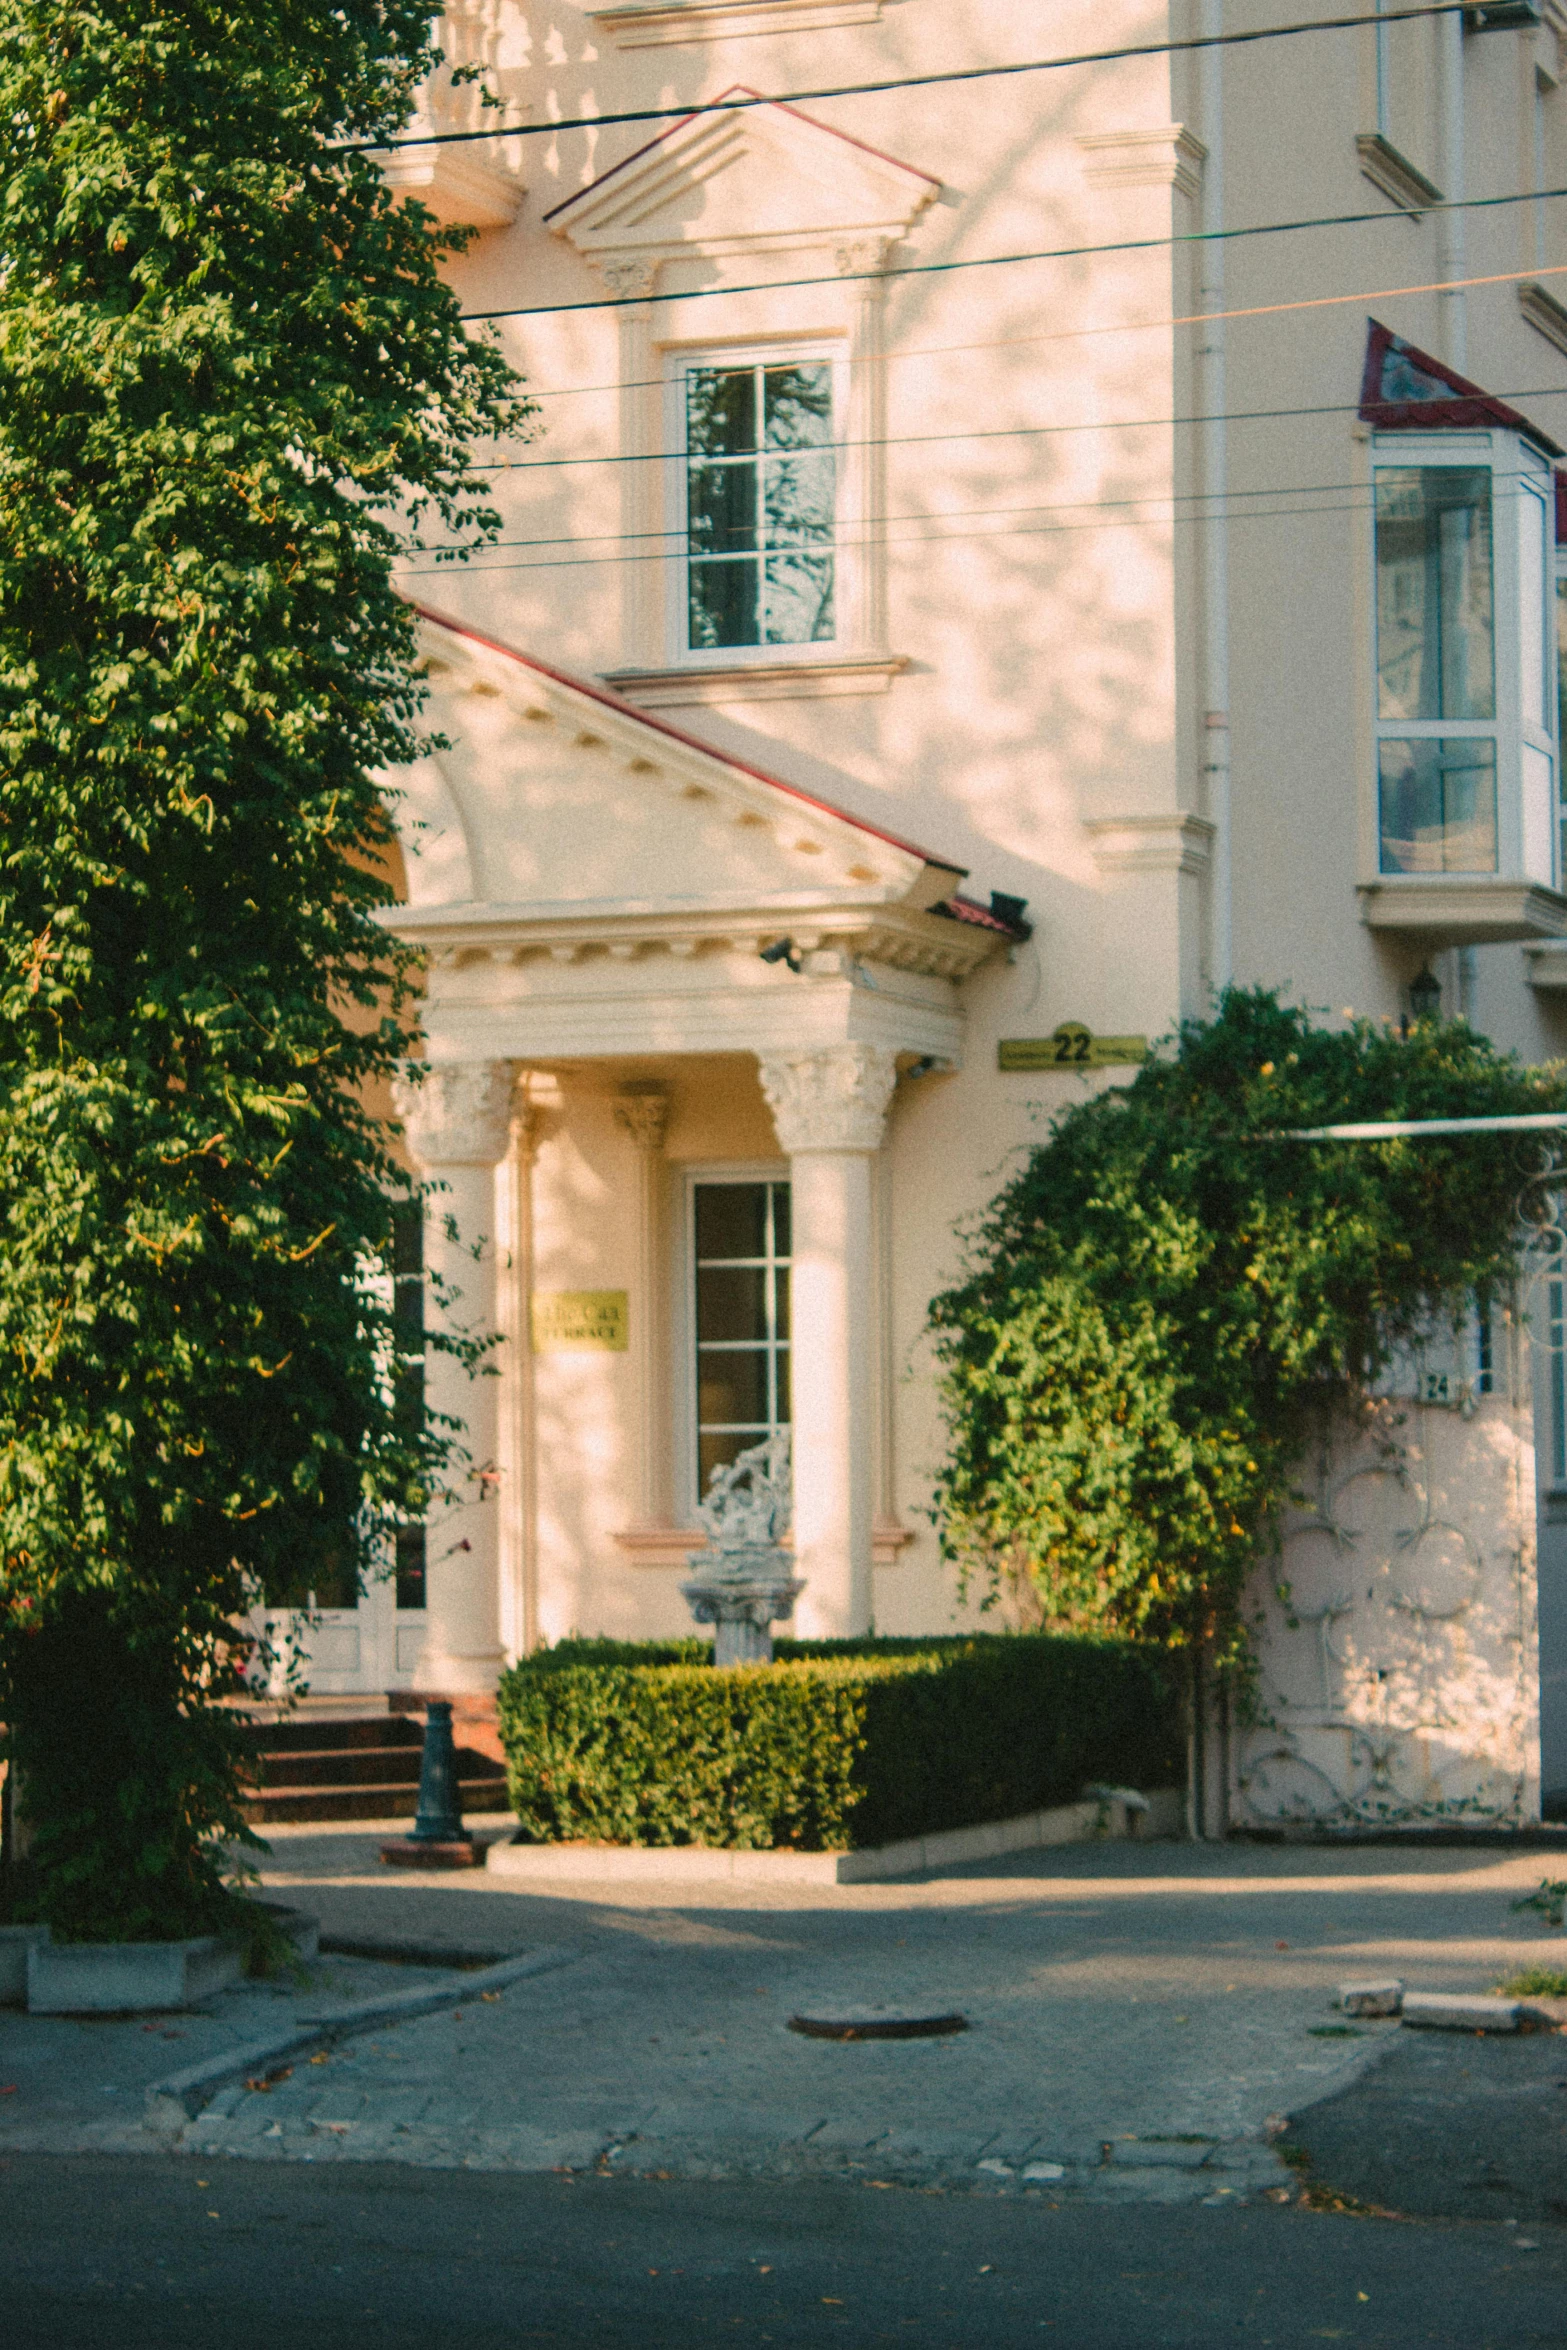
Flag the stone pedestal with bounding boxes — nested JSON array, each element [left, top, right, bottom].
[[681, 1548, 806, 1666]]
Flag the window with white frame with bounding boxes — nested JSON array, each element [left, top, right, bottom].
[[1373, 433, 1557, 882], [691, 1179, 792, 1499], [669, 350, 844, 660]]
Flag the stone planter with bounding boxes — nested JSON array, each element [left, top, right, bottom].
[[28, 1934, 243, 2014], [24, 1899, 319, 2015], [0, 1922, 50, 2007]]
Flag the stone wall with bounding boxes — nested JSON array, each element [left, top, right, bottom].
[[1233, 1339, 1540, 1830]]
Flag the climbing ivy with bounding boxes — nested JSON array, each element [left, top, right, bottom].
[[929, 990, 1567, 1669], [0, 0, 529, 1938]]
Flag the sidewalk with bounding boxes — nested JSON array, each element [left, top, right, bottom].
[[5, 1830, 1562, 2196], [15, 1827, 1545, 2199]]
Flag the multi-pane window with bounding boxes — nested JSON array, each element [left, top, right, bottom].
[[693, 1180, 791, 1499], [682, 360, 837, 653], [1372, 437, 1556, 883], [1375, 466, 1498, 872], [392, 1199, 427, 1611]]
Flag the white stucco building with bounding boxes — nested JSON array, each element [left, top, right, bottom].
[[287, 0, 1567, 1831]]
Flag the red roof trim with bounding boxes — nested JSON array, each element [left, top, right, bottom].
[[542, 84, 940, 226], [936, 894, 1032, 942], [1359, 318, 1564, 457], [408, 604, 964, 877]]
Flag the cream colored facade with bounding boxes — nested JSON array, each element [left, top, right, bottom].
[[296, 0, 1567, 1827]]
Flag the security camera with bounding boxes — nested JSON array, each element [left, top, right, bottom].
[[759, 937, 802, 973]]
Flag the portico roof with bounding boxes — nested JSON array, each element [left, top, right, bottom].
[[381, 608, 1014, 1069]]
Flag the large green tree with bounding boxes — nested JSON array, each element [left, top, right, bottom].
[[930, 990, 1567, 1673], [0, 0, 528, 1938]]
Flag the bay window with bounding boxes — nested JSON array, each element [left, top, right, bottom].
[[1373, 434, 1557, 887]]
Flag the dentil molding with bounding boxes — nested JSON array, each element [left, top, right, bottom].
[[394, 1061, 516, 1167], [758, 1042, 898, 1153]]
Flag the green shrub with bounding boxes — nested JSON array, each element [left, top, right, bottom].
[[495, 1633, 1180, 1851]]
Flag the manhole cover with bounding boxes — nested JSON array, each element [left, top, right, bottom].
[[787, 2008, 968, 2041]]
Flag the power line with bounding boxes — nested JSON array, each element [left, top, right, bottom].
[[350, 2, 1474, 156], [393, 483, 1427, 580], [458, 373, 1567, 486], [487, 261, 1567, 411], [411, 460, 1554, 564], [403, 475, 1397, 566], [462, 179, 1567, 322]]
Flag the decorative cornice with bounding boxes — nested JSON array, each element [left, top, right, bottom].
[[377, 144, 523, 229], [614, 1084, 671, 1152], [394, 1061, 516, 1167], [1355, 133, 1442, 219], [1076, 124, 1205, 199], [758, 1041, 898, 1153], [603, 654, 907, 708], [1084, 813, 1216, 876], [390, 901, 1004, 984], [1519, 277, 1567, 357], [589, 0, 883, 45]]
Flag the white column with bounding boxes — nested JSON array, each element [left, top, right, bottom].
[[614, 1084, 672, 1530], [758, 1044, 898, 1638], [394, 1060, 514, 1694]]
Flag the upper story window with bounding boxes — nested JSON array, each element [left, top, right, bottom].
[[1372, 433, 1556, 882], [670, 348, 845, 662]]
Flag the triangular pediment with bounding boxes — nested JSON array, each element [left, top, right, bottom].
[[386, 611, 963, 938], [544, 89, 939, 267]]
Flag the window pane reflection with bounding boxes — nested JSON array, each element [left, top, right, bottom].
[[1378, 737, 1498, 872]]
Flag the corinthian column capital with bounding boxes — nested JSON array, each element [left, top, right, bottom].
[[393, 1061, 515, 1169], [757, 1043, 898, 1156], [614, 1083, 670, 1154]]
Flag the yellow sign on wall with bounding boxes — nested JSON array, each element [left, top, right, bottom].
[[530, 1290, 630, 1352], [998, 1024, 1149, 1072]]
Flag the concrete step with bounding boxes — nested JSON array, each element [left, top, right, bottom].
[[241, 1775, 511, 1826], [254, 1745, 428, 1791], [246, 1715, 422, 1755]]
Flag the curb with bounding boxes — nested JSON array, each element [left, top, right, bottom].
[[143, 1943, 584, 2139], [318, 1933, 522, 1970], [486, 1789, 1186, 1887]]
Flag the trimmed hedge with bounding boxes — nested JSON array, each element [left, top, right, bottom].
[[495, 1633, 1181, 1851]]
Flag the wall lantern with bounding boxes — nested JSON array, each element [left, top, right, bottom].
[[1407, 965, 1443, 1026]]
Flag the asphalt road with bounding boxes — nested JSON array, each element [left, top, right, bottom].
[[1291, 2024, 1567, 2226], [2, 2153, 1564, 2350]]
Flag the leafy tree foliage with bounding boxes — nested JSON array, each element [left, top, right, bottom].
[[0, 0, 528, 1936], [929, 991, 1567, 1669]]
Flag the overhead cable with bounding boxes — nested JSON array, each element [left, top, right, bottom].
[[346, 2, 1476, 155], [461, 179, 1567, 322]]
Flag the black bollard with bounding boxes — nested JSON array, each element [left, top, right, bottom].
[[380, 1701, 482, 1867], [409, 1700, 468, 1844]]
